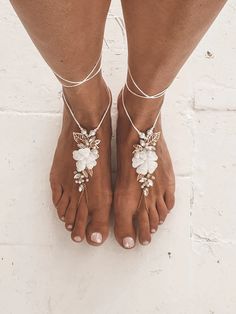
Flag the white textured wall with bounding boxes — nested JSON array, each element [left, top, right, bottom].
[[1, 1, 236, 313]]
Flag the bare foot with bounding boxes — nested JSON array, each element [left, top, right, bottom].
[[50, 77, 112, 246], [114, 90, 175, 249]]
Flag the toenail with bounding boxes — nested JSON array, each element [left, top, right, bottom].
[[123, 237, 135, 249], [151, 229, 156, 233], [159, 220, 164, 225], [61, 216, 65, 221], [67, 224, 73, 230], [91, 232, 102, 244], [74, 236, 82, 242], [142, 241, 150, 246]]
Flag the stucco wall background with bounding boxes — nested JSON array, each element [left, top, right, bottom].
[[1, 1, 236, 313]]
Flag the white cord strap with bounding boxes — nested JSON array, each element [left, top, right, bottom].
[[121, 88, 160, 137], [62, 85, 112, 134], [126, 67, 167, 99], [53, 55, 102, 88]]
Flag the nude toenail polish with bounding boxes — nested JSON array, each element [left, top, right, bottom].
[[159, 220, 164, 225], [67, 224, 73, 230], [74, 236, 82, 242], [123, 237, 134, 249], [151, 229, 156, 233], [61, 216, 65, 221], [142, 241, 150, 246], [91, 232, 102, 244]]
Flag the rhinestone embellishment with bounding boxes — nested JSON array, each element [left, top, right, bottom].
[[72, 128, 101, 192], [132, 129, 161, 196]]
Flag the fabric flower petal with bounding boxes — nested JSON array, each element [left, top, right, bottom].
[[86, 159, 97, 169], [79, 147, 90, 158], [139, 151, 147, 161], [136, 161, 148, 175], [147, 150, 158, 161], [132, 157, 144, 168], [76, 160, 86, 172], [86, 154, 95, 164], [147, 160, 158, 174], [133, 152, 140, 160], [91, 149, 99, 160], [73, 150, 80, 161]]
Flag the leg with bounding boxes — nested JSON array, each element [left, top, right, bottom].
[[114, 0, 227, 248], [10, 0, 112, 245]]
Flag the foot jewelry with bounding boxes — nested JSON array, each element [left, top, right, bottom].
[[53, 55, 111, 193], [122, 67, 168, 197], [63, 90, 111, 192]]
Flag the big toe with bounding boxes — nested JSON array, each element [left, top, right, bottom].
[[114, 211, 136, 249], [86, 209, 110, 246]]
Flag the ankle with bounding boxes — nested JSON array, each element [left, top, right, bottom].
[[118, 89, 163, 131], [63, 75, 110, 125], [64, 75, 107, 108]]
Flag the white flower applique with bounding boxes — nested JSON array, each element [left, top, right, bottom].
[[73, 147, 99, 172], [132, 149, 158, 175]]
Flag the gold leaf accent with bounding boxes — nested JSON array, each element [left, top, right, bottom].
[[153, 131, 161, 141], [89, 137, 96, 143], [73, 132, 86, 143], [95, 139, 101, 145], [148, 132, 161, 146]]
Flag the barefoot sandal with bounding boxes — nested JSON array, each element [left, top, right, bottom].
[[122, 68, 168, 198], [53, 56, 112, 193]]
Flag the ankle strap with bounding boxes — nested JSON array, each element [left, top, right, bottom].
[[53, 55, 102, 88], [126, 66, 167, 99], [62, 85, 111, 136], [122, 88, 161, 138]]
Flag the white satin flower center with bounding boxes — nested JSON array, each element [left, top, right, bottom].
[[132, 149, 158, 175], [73, 147, 99, 172]]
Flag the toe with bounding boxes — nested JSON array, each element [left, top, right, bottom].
[[164, 189, 175, 211], [86, 208, 109, 246], [71, 193, 88, 243], [50, 179, 63, 206], [156, 197, 169, 225], [64, 199, 78, 232], [138, 209, 151, 246], [56, 192, 70, 221], [114, 211, 136, 249], [149, 207, 159, 234]]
